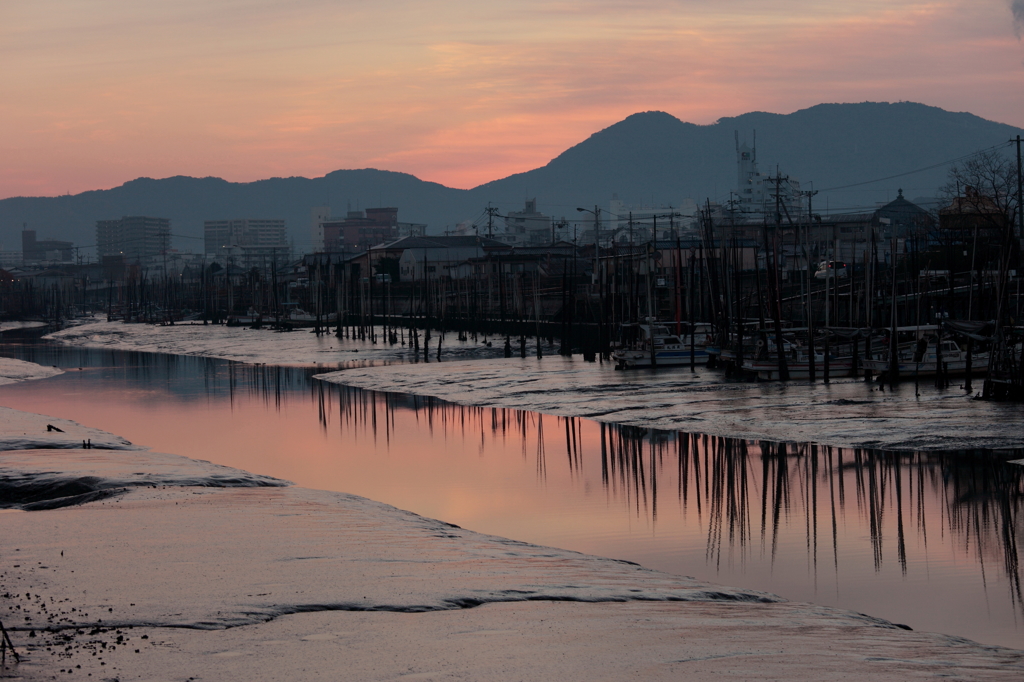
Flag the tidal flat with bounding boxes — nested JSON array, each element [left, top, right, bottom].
[[0, 321, 1021, 678]]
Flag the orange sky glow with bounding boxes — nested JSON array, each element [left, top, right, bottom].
[[1, 0, 1022, 198]]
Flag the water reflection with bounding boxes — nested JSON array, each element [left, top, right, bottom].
[[317, 383, 1024, 619], [1, 341, 1022, 646], [6, 341, 320, 405]]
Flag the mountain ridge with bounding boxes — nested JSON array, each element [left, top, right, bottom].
[[2, 101, 1021, 254]]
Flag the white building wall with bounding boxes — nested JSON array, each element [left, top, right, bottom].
[[311, 206, 330, 252]]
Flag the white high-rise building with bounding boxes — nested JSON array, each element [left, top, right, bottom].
[[733, 134, 803, 220], [96, 216, 170, 263], [204, 218, 288, 267], [310, 206, 330, 252]]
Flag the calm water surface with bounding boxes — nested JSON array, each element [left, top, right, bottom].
[[1, 341, 1022, 649]]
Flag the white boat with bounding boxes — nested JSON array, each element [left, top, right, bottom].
[[862, 338, 987, 377], [285, 308, 338, 325], [735, 330, 856, 380], [742, 353, 854, 380], [612, 321, 711, 369]]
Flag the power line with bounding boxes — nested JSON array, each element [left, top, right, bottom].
[[69, 231, 205, 254], [816, 142, 1012, 192]]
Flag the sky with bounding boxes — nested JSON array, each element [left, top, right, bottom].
[[2, 0, 1023, 199]]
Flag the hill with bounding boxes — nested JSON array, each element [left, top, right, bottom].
[[473, 102, 1022, 215]]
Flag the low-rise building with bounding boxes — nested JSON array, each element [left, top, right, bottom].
[[22, 229, 74, 265], [318, 208, 426, 253], [367, 235, 506, 281], [497, 199, 553, 246]]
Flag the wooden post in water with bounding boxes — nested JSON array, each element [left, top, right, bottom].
[[802, 196, 816, 383], [559, 266, 569, 355], [647, 241, 657, 368], [769, 187, 789, 381], [965, 338, 974, 393], [824, 252, 831, 384], [888, 237, 900, 388], [734, 239, 745, 375], [533, 273, 543, 359], [689, 250, 696, 372], [1, 618, 20, 664]]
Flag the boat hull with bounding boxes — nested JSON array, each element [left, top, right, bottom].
[[741, 359, 854, 380], [613, 348, 709, 369], [861, 357, 988, 377]]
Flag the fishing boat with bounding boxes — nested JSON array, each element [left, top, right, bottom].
[[862, 337, 987, 377], [612, 320, 711, 369], [286, 308, 337, 325], [742, 351, 854, 380], [735, 330, 853, 380]]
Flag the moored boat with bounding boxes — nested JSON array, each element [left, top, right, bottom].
[[612, 321, 712, 369], [742, 354, 854, 380], [862, 337, 988, 377]]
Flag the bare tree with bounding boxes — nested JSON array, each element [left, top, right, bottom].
[[935, 149, 1020, 276], [939, 149, 1023, 397], [940, 149, 1019, 233]]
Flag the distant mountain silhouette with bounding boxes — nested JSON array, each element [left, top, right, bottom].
[[0, 170, 470, 256], [2, 102, 1020, 255], [478, 102, 1022, 215]]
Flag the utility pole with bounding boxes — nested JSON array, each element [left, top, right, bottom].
[[485, 204, 500, 238]]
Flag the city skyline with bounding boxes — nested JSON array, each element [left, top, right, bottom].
[[3, 1, 1023, 199]]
